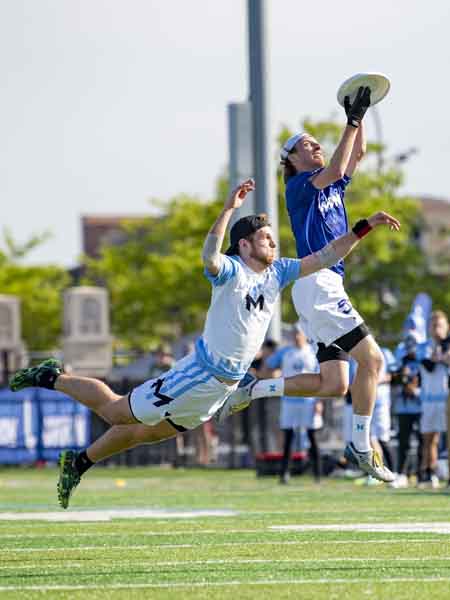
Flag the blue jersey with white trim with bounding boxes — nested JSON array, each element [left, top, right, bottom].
[[195, 255, 301, 381], [285, 168, 351, 277]]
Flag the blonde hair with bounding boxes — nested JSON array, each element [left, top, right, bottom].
[[431, 310, 448, 323]]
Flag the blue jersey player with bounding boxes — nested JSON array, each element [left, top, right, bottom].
[[10, 176, 400, 507], [221, 88, 397, 482]]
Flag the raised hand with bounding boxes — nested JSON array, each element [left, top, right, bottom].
[[346, 86, 371, 128], [225, 178, 255, 210], [367, 211, 401, 231]]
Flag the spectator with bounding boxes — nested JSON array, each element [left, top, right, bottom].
[[266, 324, 322, 484], [391, 335, 422, 488], [419, 310, 450, 488], [148, 344, 175, 379]]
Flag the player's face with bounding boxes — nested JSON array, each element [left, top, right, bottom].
[[292, 136, 325, 170], [247, 226, 277, 266], [431, 316, 449, 341]]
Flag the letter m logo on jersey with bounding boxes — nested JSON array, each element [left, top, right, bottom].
[[245, 293, 264, 312]]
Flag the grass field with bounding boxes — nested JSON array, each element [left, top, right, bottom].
[[1, 467, 450, 599]]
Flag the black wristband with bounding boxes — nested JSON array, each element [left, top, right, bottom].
[[352, 219, 372, 239], [347, 117, 360, 128]]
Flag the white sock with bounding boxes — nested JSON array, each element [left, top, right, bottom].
[[251, 378, 284, 400], [352, 414, 371, 452]]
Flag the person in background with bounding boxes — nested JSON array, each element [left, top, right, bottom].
[[266, 324, 322, 485], [391, 334, 422, 488], [368, 347, 396, 484], [148, 344, 175, 379], [419, 311, 450, 488]]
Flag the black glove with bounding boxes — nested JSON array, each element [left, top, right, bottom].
[[345, 86, 371, 128]]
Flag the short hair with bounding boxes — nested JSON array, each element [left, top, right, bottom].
[[431, 310, 448, 322]]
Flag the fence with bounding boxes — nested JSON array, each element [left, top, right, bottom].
[[0, 389, 90, 464]]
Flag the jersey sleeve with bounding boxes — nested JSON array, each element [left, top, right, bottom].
[[203, 254, 239, 287], [273, 258, 301, 289]]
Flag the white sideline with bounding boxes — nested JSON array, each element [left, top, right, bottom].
[[2, 557, 450, 571], [0, 508, 238, 522], [271, 523, 450, 534], [1, 577, 450, 591], [3, 539, 447, 553]]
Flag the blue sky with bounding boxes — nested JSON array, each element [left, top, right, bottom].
[[1, 0, 449, 266]]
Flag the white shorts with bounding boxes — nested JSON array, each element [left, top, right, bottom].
[[292, 269, 364, 347], [129, 353, 238, 430], [370, 402, 391, 442], [420, 402, 447, 434], [280, 398, 323, 431], [343, 403, 353, 443]]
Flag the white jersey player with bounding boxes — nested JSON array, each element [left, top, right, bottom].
[[10, 179, 401, 507]]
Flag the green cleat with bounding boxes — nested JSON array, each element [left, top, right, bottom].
[[9, 358, 63, 392], [57, 450, 81, 509]]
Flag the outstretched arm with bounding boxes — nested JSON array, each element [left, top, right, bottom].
[[345, 121, 367, 177], [201, 178, 255, 276], [299, 211, 401, 278], [312, 87, 371, 190]]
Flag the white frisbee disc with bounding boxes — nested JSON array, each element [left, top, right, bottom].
[[337, 72, 391, 107]]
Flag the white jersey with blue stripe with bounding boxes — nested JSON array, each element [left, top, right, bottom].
[[195, 254, 301, 381]]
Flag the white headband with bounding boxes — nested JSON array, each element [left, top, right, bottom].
[[280, 132, 307, 162]]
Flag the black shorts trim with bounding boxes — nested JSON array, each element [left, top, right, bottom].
[[165, 417, 188, 433], [316, 343, 349, 364], [127, 391, 143, 424], [333, 323, 370, 353]]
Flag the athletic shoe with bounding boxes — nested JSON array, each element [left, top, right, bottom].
[[430, 474, 440, 489], [213, 373, 257, 424], [344, 442, 395, 483], [389, 473, 409, 489], [10, 358, 62, 392], [57, 450, 81, 509], [279, 472, 290, 485]]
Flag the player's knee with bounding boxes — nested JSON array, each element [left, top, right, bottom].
[[357, 345, 383, 377]]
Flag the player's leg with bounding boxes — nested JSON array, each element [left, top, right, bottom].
[[279, 428, 294, 484], [10, 358, 137, 425], [396, 414, 410, 476], [248, 355, 348, 403], [428, 431, 440, 487], [348, 335, 384, 449], [55, 375, 137, 424], [57, 420, 179, 509], [307, 428, 321, 482]]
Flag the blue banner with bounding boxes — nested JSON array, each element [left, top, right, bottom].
[[0, 388, 90, 464]]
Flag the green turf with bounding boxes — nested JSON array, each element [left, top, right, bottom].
[[1, 467, 450, 599]]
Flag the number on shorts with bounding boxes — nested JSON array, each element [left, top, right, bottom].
[[151, 378, 174, 407]]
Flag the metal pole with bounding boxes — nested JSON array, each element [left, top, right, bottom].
[[228, 102, 255, 225], [248, 0, 281, 342]]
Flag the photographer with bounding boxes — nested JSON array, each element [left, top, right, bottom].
[[419, 311, 450, 488], [391, 335, 422, 488]]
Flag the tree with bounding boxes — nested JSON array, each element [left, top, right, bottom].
[[0, 230, 69, 350], [85, 184, 225, 350]]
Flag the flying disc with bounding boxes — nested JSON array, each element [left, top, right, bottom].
[[337, 72, 391, 107]]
